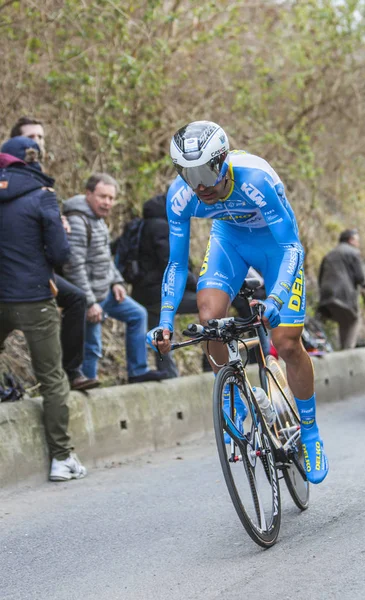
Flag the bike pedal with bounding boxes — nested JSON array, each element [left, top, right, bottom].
[[276, 461, 292, 469], [229, 455, 241, 463]]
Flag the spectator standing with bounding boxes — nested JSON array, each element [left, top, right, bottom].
[[318, 228, 365, 349], [0, 136, 86, 481], [62, 173, 165, 384], [10, 116, 46, 155], [8, 116, 97, 391]]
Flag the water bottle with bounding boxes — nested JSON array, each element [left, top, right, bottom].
[[252, 386, 276, 427]]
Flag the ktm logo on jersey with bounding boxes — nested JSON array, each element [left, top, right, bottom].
[[241, 182, 267, 208], [171, 186, 194, 216]]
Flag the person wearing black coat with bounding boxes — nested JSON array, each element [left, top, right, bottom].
[[318, 229, 365, 349], [7, 118, 97, 391], [131, 193, 200, 377], [0, 137, 86, 481]]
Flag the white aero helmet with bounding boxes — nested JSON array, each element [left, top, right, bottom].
[[170, 121, 229, 189]]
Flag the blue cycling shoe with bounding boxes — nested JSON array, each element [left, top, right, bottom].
[[301, 424, 329, 484], [223, 387, 248, 444]]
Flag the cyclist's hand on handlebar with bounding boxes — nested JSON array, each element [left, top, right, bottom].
[[262, 297, 281, 328], [146, 325, 173, 354]]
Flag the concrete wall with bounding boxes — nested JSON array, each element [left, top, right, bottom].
[[1, 348, 364, 488]]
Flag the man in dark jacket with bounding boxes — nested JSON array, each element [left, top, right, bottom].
[[318, 229, 365, 349], [8, 117, 97, 391], [130, 193, 199, 378], [0, 136, 86, 481]]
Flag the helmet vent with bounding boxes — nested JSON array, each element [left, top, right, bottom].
[[199, 124, 217, 147], [174, 131, 185, 152]]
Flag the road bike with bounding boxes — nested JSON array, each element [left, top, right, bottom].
[[157, 278, 309, 548]]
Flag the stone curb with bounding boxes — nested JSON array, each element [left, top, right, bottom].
[[0, 349, 364, 488]]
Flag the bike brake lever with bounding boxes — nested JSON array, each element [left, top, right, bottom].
[[256, 303, 268, 336], [261, 318, 268, 336]]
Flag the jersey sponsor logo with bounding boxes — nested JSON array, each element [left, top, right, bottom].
[[268, 293, 283, 308], [214, 271, 228, 280], [218, 212, 255, 222], [240, 182, 267, 208], [184, 137, 199, 152], [216, 212, 266, 229], [161, 303, 174, 311], [211, 146, 227, 157], [282, 243, 302, 252], [280, 281, 291, 292], [199, 238, 211, 276], [266, 213, 279, 221], [288, 269, 304, 312], [267, 217, 283, 226], [204, 280, 223, 287], [170, 186, 194, 216], [164, 262, 177, 296], [287, 249, 299, 276], [315, 441, 322, 470], [302, 418, 315, 426], [264, 176, 275, 188], [205, 203, 223, 211], [303, 444, 311, 473]]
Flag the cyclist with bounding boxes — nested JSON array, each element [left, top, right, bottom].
[[147, 121, 328, 484]]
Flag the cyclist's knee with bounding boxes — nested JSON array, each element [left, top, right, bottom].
[[197, 289, 230, 325], [272, 329, 304, 361]]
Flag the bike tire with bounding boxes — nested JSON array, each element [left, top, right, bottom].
[[213, 365, 281, 548], [265, 356, 309, 511]]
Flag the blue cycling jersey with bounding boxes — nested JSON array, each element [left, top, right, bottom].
[[159, 150, 305, 330]]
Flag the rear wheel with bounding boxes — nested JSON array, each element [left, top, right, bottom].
[[213, 365, 281, 548], [265, 356, 309, 510]]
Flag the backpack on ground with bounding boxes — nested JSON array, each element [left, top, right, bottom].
[[0, 372, 25, 402], [115, 217, 145, 284]]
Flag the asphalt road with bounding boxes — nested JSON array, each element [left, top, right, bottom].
[[1, 395, 365, 600]]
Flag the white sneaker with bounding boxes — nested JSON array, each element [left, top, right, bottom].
[[49, 453, 87, 482]]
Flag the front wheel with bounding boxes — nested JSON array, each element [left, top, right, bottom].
[[213, 365, 281, 548]]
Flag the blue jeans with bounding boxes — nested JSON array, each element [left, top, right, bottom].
[[83, 292, 148, 379]]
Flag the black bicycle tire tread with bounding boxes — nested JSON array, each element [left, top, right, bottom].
[[213, 366, 281, 548]]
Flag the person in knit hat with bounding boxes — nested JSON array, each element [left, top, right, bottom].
[[0, 136, 87, 481]]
